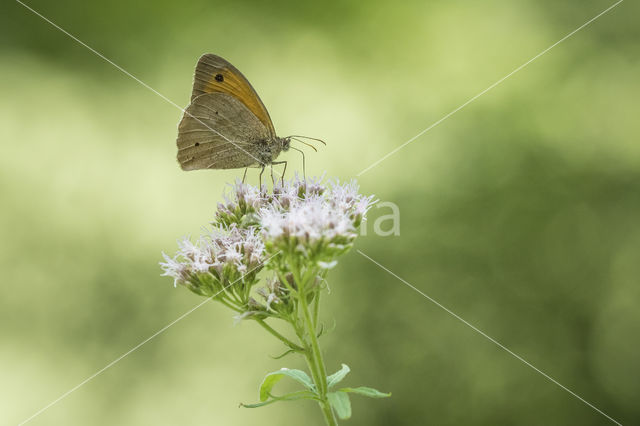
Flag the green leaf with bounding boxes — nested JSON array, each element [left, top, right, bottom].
[[269, 349, 297, 360], [242, 390, 319, 408], [340, 386, 391, 398], [259, 368, 315, 401], [326, 364, 350, 388], [240, 399, 279, 409], [327, 391, 352, 419]]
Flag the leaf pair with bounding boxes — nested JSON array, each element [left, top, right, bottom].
[[325, 364, 391, 420], [243, 364, 390, 421], [259, 368, 316, 401], [241, 368, 319, 408]]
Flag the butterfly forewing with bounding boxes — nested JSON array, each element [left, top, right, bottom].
[[191, 54, 276, 137], [177, 92, 270, 170]]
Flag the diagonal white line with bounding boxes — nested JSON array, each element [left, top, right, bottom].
[[357, 250, 622, 425], [17, 298, 211, 426], [15, 0, 281, 177], [17, 251, 282, 426], [356, 0, 624, 177]]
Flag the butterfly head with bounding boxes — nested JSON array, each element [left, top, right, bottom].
[[279, 137, 291, 153]]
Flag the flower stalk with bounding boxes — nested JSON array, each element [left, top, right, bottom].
[[297, 273, 336, 425]]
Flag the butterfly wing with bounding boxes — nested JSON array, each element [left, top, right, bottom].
[[176, 92, 270, 170], [190, 54, 276, 137]]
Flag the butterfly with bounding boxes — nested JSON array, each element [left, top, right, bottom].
[[176, 54, 321, 181]]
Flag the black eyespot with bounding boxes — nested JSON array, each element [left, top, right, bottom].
[[215, 111, 219, 115], [214, 73, 224, 82], [194, 142, 200, 147]]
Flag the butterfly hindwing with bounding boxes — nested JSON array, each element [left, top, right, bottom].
[[191, 54, 276, 137], [176, 92, 270, 170]]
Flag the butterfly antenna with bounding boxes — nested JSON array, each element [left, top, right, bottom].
[[288, 135, 327, 146], [290, 146, 306, 179], [290, 137, 318, 152]]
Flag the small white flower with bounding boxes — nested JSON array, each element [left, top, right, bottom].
[[160, 252, 186, 287], [265, 293, 280, 311]]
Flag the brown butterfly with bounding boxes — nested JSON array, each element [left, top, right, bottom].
[[176, 54, 321, 182]]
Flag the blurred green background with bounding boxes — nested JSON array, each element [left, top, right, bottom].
[[1, 0, 638, 424]]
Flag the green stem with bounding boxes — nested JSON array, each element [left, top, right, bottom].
[[292, 316, 324, 406], [303, 350, 337, 426], [298, 281, 337, 426], [299, 291, 328, 395], [219, 298, 242, 313], [222, 282, 243, 306], [255, 319, 304, 352], [313, 289, 321, 331], [288, 253, 337, 426], [318, 398, 338, 426]]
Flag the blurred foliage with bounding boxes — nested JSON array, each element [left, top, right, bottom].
[[1, 0, 639, 425]]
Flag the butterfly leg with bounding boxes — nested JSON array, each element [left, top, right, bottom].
[[270, 165, 275, 186], [272, 161, 287, 185], [259, 166, 265, 190], [242, 168, 248, 184], [288, 147, 305, 180]]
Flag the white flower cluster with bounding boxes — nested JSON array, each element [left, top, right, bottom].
[[161, 175, 374, 300], [160, 226, 265, 295], [260, 178, 375, 260], [216, 181, 265, 226]]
